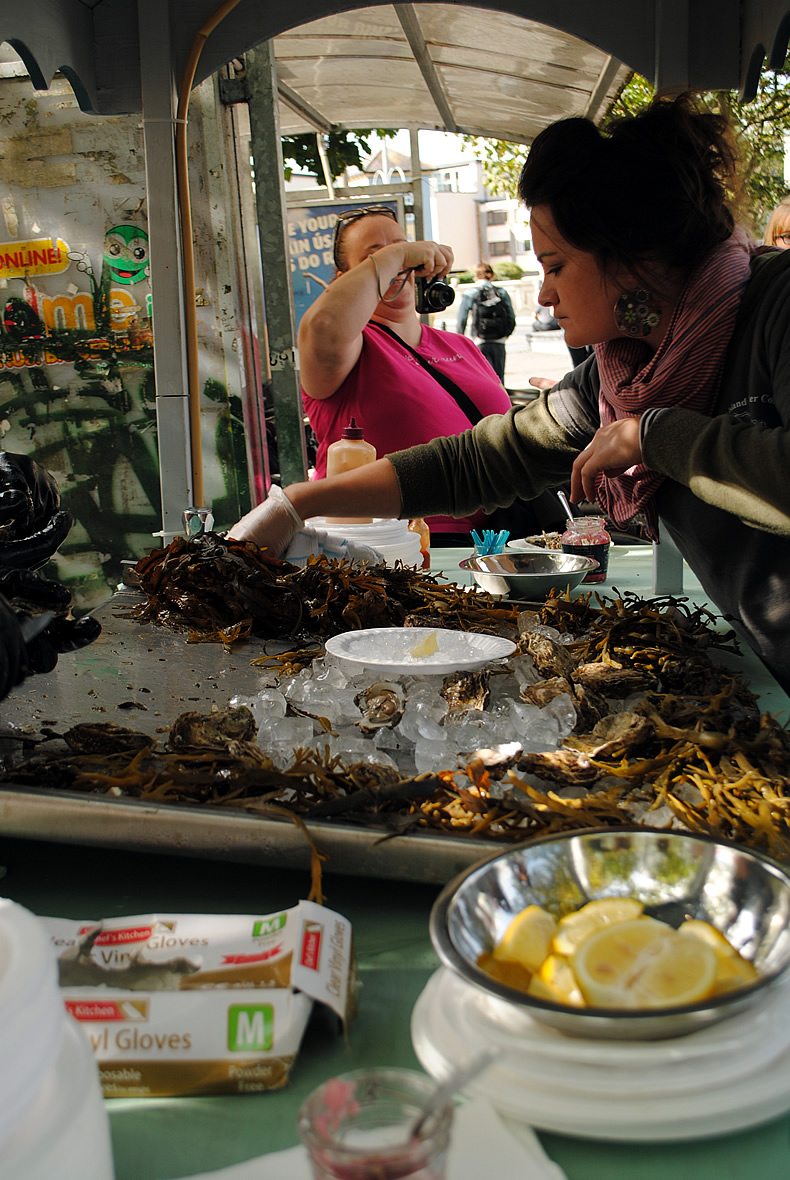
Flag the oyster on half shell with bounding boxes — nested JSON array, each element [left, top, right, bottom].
[[354, 681, 405, 733], [441, 670, 490, 714]]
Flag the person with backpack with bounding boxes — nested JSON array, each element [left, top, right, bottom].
[[455, 262, 517, 381]]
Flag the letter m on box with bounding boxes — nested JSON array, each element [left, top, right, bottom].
[[227, 1004, 273, 1051], [253, 915, 286, 937]]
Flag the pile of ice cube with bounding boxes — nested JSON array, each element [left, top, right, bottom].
[[232, 622, 578, 777]]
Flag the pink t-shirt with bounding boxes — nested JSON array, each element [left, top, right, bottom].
[[303, 322, 512, 535]]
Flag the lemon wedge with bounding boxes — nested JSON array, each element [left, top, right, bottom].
[[571, 916, 673, 1007], [480, 899, 760, 1010], [678, 920, 758, 995], [552, 896, 645, 957], [409, 630, 439, 657], [476, 950, 532, 994], [493, 904, 558, 973], [537, 953, 585, 1006]]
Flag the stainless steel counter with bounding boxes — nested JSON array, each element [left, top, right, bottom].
[[0, 546, 786, 884]]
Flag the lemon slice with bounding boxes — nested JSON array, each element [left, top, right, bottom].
[[677, 919, 736, 954], [476, 950, 533, 994], [630, 934, 717, 1008], [537, 953, 585, 1006], [493, 904, 558, 973], [571, 916, 672, 1007], [708, 955, 759, 995], [552, 896, 645, 957], [409, 630, 439, 657], [527, 973, 587, 1006], [678, 920, 758, 995]]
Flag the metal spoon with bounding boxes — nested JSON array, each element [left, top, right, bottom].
[[410, 1048, 497, 1139], [556, 488, 574, 522]]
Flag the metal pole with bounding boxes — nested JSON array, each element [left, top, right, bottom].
[[316, 133, 336, 199], [245, 42, 308, 488], [138, 0, 193, 543]]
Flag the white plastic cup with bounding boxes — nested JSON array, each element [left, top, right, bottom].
[[0, 899, 115, 1180]]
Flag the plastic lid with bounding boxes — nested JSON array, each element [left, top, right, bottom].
[[341, 417, 365, 439]]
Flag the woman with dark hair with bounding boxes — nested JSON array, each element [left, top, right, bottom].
[[229, 95, 790, 691]]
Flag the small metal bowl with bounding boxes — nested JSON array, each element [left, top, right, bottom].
[[460, 551, 598, 599], [429, 828, 790, 1040]]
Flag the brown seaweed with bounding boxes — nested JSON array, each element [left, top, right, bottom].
[[120, 533, 520, 644]]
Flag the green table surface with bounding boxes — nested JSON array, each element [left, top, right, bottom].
[[2, 541, 789, 1179]]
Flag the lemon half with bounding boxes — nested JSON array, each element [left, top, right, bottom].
[[572, 917, 716, 1008]]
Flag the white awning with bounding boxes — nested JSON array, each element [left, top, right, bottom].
[[271, 6, 629, 145], [5, 0, 789, 126]]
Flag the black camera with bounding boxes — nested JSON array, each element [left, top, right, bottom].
[[415, 276, 455, 314]]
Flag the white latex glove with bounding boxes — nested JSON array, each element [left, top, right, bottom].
[[226, 484, 304, 554]]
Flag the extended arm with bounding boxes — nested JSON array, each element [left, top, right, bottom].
[[298, 240, 453, 400], [642, 409, 790, 532], [228, 373, 597, 554], [226, 461, 403, 550], [391, 387, 592, 519]]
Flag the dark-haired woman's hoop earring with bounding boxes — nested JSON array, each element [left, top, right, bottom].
[[614, 289, 662, 337]]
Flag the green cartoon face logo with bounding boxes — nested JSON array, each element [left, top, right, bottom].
[[103, 225, 149, 286]]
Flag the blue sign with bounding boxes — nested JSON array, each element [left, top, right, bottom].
[[286, 198, 402, 329]]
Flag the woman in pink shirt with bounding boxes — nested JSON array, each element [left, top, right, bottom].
[[298, 205, 513, 543]]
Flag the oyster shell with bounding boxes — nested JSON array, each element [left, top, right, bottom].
[[167, 705, 257, 751], [518, 631, 576, 680], [519, 675, 573, 709], [354, 681, 405, 733], [519, 675, 608, 733], [572, 662, 656, 697], [62, 722, 155, 755], [516, 747, 600, 786], [565, 710, 653, 759], [441, 670, 490, 714], [465, 741, 522, 775]]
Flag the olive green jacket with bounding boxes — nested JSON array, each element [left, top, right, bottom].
[[389, 250, 790, 689]]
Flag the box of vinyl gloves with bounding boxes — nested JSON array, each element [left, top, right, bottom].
[[43, 902, 356, 1097]]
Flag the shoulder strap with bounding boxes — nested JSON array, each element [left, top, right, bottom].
[[368, 321, 484, 425]]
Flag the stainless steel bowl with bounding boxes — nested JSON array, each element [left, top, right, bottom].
[[459, 551, 598, 598], [429, 828, 790, 1040]]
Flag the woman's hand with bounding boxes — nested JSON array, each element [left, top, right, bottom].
[[396, 240, 454, 280], [226, 484, 304, 554], [570, 417, 643, 503]]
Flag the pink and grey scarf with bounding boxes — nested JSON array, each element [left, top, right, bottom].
[[593, 230, 755, 538]]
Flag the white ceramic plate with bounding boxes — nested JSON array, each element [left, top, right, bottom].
[[505, 539, 549, 552], [324, 627, 516, 676], [411, 968, 790, 1141]]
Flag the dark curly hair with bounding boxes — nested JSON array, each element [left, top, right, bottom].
[[518, 94, 742, 281]]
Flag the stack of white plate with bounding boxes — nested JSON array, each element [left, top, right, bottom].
[[307, 517, 422, 567], [411, 967, 790, 1142]]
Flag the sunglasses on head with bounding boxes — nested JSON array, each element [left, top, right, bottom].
[[332, 205, 398, 268]]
